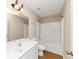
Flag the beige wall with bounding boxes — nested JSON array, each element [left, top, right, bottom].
[[63, 0, 72, 59], [40, 17, 62, 23], [7, 13, 28, 41]]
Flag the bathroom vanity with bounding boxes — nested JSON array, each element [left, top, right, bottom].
[[7, 38, 38, 59]]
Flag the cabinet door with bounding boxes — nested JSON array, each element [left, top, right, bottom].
[[20, 53, 28, 59], [28, 50, 38, 59], [19, 45, 38, 59], [27, 45, 38, 59]]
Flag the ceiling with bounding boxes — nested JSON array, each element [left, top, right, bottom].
[[7, 0, 65, 17], [22, 0, 65, 17]]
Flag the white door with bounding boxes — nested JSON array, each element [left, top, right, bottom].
[[64, 26, 73, 59], [63, 0, 73, 58], [63, 13, 73, 59], [63, 11, 73, 59]]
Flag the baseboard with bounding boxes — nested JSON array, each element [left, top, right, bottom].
[[44, 50, 64, 57]]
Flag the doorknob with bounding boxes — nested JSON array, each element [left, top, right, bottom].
[[66, 51, 73, 56]]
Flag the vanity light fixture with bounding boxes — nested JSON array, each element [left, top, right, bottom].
[[11, 0, 24, 11]]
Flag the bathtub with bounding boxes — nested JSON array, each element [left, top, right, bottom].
[[7, 38, 38, 59]]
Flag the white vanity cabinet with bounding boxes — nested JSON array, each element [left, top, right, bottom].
[[7, 39, 38, 59], [20, 45, 38, 59]]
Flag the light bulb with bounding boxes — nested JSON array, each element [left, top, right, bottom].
[[20, 8, 24, 11], [14, 4, 19, 9]]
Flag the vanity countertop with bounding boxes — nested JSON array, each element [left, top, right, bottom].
[[7, 38, 38, 59]]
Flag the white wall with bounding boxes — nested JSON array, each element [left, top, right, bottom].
[[40, 20, 63, 55], [73, 0, 79, 59], [0, 0, 6, 58]]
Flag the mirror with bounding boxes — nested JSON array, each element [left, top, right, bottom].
[[7, 12, 29, 42]]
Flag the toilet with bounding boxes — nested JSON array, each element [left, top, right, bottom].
[[38, 44, 46, 56], [32, 38, 46, 56]]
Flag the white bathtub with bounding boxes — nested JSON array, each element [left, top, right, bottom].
[[7, 38, 38, 59]]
